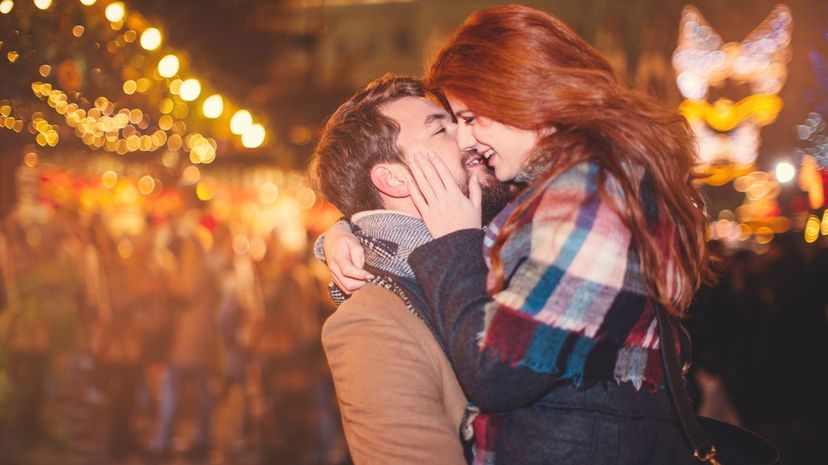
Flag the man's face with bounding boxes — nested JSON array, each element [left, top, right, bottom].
[[380, 96, 470, 192], [380, 95, 512, 223]]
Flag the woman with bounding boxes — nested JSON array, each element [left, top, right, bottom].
[[325, 5, 710, 464]]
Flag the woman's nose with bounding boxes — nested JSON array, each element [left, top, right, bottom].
[[456, 122, 477, 151]]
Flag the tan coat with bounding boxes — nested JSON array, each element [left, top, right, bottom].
[[322, 284, 468, 465]]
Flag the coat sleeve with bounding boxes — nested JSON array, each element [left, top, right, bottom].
[[322, 291, 468, 465], [408, 229, 562, 412]]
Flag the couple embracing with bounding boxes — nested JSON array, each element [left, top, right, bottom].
[[311, 5, 710, 465]]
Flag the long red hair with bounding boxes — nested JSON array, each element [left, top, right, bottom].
[[426, 5, 711, 313]]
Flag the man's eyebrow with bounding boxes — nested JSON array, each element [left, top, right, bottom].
[[424, 113, 448, 125]]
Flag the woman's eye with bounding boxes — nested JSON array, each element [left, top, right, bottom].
[[434, 127, 447, 135], [463, 116, 476, 125]]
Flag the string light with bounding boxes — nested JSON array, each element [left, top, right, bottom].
[[0, 1, 14, 15], [179, 79, 201, 101], [104, 1, 125, 23], [242, 124, 265, 148], [140, 27, 162, 51], [230, 110, 252, 135], [6, 0, 269, 169], [157, 54, 179, 78], [202, 94, 223, 118]]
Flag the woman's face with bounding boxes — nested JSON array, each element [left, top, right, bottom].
[[447, 95, 543, 182]]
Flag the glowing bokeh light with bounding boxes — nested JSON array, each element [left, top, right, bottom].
[[775, 162, 795, 183], [80, 0, 97, 6], [805, 215, 820, 243], [23, 152, 38, 167], [140, 27, 162, 51], [0, 1, 14, 15], [105, 1, 125, 22], [181, 165, 201, 184], [138, 176, 156, 195], [102, 170, 118, 189], [822, 210, 828, 236], [157, 54, 179, 78], [196, 182, 213, 201], [33, 0, 51, 10], [122, 80, 137, 95], [179, 79, 201, 101], [230, 110, 252, 135], [755, 226, 774, 245], [242, 124, 266, 148], [202, 94, 223, 119]]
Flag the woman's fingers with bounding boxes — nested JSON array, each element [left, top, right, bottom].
[[414, 151, 447, 194], [408, 152, 437, 203], [330, 244, 372, 294], [332, 271, 367, 294], [344, 246, 373, 280], [469, 174, 482, 213], [427, 151, 463, 195]]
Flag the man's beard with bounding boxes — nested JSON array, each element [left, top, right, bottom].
[[460, 149, 515, 225], [479, 175, 516, 225]]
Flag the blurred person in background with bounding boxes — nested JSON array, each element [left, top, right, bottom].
[[148, 210, 220, 459], [212, 223, 257, 452], [0, 208, 83, 457], [86, 214, 147, 458], [250, 233, 328, 465]]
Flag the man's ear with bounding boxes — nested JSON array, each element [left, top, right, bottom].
[[370, 163, 411, 198]]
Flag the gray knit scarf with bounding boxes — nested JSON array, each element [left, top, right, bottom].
[[327, 211, 433, 315]]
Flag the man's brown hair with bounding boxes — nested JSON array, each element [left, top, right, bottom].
[[311, 74, 431, 217]]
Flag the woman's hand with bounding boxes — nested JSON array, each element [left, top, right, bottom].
[[407, 151, 482, 238], [323, 222, 373, 294]]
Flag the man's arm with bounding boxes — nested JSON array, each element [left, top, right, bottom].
[[322, 287, 467, 465]]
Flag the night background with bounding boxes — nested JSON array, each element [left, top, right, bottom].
[[1, 1, 827, 464]]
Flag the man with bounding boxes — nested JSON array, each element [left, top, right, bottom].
[[311, 74, 509, 465]]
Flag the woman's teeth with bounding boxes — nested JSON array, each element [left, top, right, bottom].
[[481, 149, 495, 160]]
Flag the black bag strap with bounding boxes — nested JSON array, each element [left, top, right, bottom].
[[654, 303, 720, 464]]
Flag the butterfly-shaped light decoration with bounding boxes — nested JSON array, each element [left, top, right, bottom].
[[673, 4, 793, 185], [796, 112, 827, 211]]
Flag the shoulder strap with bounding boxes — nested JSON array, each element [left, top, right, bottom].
[[655, 304, 719, 464]]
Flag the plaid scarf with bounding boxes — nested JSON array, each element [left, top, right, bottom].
[[468, 162, 683, 465]]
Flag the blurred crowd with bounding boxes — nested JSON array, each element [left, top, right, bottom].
[[0, 203, 346, 465], [1, 197, 827, 465]]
